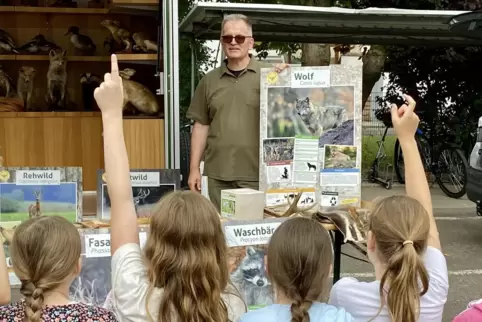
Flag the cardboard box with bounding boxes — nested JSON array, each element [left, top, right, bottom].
[[220, 188, 265, 220]]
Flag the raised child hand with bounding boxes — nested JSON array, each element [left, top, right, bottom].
[[390, 94, 419, 142], [94, 54, 124, 116]]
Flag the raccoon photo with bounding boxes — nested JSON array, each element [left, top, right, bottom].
[[295, 97, 346, 136], [230, 246, 274, 307]]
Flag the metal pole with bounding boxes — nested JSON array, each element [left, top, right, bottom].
[[162, 0, 173, 169], [191, 43, 195, 98], [190, 43, 195, 133], [156, 0, 163, 95], [172, 0, 180, 170]]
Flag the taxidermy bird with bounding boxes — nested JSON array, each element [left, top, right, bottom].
[[103, 35, 118, 55], [358, 46, 368, 60], [65, 26, 96, 55], [80, 72, 101, 111], [0, 29, 18, 54], [0, 226, 15, 245], [47, 0, 76, 7], [132, 32, 158, 53], [17, 34, 59, 54], [119, 68, 160, 115], [100, 20, 132, 52], [0, 65, 15, 98]]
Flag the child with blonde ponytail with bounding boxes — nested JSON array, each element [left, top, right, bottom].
[[0, 216, 117, 322], [240, 217, 352, 322], [329, 95, 449, 322]]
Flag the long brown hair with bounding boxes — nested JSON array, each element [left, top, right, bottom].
[[143, 190, 230, 322], [369, 195, 430, 322], [10, 216, 81, 322], [267, 217, 333, 322]]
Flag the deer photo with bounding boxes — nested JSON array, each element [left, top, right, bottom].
[[28, 190, 42, 218], [133, 188, 150, 214]]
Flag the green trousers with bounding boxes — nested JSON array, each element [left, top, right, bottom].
[[208, 177, 259, 212]]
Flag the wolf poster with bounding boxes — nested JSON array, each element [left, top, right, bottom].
[[70, 227, 149, 306], [259, 65, 362, 206], [96, 169, 180, 220], [0, 167, 82, 223], [223, 218, 286, 310]]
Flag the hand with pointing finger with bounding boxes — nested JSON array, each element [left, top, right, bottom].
[[390, 94, 419, 142], [94, 54, 124, 116]]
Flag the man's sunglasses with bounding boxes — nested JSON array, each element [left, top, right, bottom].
[[221, 35, 252, 44]]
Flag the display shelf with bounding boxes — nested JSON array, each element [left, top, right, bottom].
[[0, 54, 158, 62], [0, 55, 15, 61], [0, 6, 14, 11]]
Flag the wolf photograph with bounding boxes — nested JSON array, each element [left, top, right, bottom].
[[324, 145, 358, 169], [262, 138, 294, 163], [102, 184, 175, 218], [266, 86, 354, 148], [0, 183, 78, 222], [229, 246, 274, 309]]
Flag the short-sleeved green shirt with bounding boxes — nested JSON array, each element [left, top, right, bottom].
[[187, 57, 270, 181]]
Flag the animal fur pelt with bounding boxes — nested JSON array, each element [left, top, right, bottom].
[[265, 193, 374, 256], [0, 98, 24, 112]]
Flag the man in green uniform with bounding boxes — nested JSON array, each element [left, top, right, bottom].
[[187, 13, 287, 210]]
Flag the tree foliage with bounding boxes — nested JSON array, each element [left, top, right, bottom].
[[178, 0, 217, 127], [376, 0, 482, 154], [380, 46, 482, 153], [178, 0, 482, 152]]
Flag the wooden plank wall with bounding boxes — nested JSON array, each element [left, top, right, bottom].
[[0, 112, 165, 190]]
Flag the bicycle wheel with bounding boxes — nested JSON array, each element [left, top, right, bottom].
[[435, 145, 468, 199], [393, 136, 429, 184], [394, 139, 405, 184]]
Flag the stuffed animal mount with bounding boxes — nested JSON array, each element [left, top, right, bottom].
[[119, 68, 160, 116], [100, 20, 133, 53]]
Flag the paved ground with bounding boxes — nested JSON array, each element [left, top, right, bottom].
[[9, 186, 479, 321], [339, 185, 479, 322]]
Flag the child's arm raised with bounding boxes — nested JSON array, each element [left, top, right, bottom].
[[0, 244, 11, 304], [391, 95, 440, 250], [94, 55, 139, 255]]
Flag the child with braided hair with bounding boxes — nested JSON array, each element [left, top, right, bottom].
[[0, 236, 10, 305], [240, 217, 352, 322], [0, 216, 117, 322]]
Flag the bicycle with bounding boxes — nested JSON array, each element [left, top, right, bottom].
[[393, 127, 469, 199], [368, 125, 394, 190]]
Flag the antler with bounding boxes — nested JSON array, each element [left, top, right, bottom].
[[140, 189, 150, 198], [136, 188, 150, 199]]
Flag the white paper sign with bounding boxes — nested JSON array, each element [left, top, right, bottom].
[[84, 232, 148, 258], [130, 172, 160, 187], [224, 221, 283, 247], [291, 69, 330, 88], [16, 170, 61, 185], [321, 191, 339, 207]]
